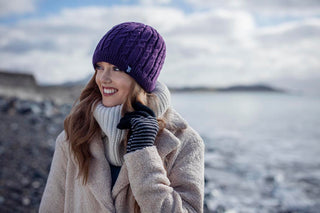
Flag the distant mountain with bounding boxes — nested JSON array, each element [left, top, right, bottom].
[[216, 84, 285, 92], [0, 71, 83, 103], [169, 84, 286, 93], [0, 71, 37, 88]]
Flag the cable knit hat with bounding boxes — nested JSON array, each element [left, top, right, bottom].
[[92, 22, 166, 92]]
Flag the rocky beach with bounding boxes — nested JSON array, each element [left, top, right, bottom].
[[0, 96, 71, 212]]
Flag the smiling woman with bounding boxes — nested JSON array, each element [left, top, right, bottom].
[[95, 62, 135, 107], [39, 22, 205, 213]]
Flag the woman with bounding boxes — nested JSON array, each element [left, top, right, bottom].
[[39, 22, 204, 213]]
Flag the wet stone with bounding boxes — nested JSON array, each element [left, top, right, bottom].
[[21, 177, 30, 186], [0, 196, 4, 204], [32, 181, 41, 189], [22, 197, 31, 206]]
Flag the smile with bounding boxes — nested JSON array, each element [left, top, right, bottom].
[[103, 87, 118, 96]]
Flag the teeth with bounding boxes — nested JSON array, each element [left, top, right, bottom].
[[103, 88, 118, 94]]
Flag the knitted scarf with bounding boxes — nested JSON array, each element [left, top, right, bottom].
[[93, 81, 171, 166]]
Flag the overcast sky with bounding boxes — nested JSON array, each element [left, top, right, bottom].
[[0, 0, 320, 94]]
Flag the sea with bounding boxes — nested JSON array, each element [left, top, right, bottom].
[[170, 91, 320, 213]]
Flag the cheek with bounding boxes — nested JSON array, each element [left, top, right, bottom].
[[124, 79, 134, 93], [95, 74, 101, 86], [120, 83, 130, 97], [95, 73, 98, 82], [120, 78, 132, 99]]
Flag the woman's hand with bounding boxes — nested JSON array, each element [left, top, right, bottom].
[[117, 102, 159, 153]]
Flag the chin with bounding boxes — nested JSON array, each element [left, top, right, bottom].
[[102, 102, 116, 107], [102, 100, 120, 107]]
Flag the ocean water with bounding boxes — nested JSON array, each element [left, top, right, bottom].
[[171, 92, 320, 213]]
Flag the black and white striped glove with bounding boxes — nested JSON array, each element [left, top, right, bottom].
[[117, 102, 159, 153]]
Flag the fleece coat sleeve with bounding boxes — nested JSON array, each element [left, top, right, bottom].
[[39, 132, 67, 213], [124, 131, 205, 213]]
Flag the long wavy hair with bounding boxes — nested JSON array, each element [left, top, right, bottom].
[[64, 71, 165, 212]]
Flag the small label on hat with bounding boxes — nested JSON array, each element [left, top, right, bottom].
[[126, 66, 131, 73]]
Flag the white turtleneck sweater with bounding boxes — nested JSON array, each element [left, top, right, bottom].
[[93, 81, 171, 166]]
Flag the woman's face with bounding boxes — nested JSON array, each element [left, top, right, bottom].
[[95, 62, 134, 107]]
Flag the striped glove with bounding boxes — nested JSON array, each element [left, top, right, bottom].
[[117, 102, 159, 153]]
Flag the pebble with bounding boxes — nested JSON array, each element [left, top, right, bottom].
[[32, 181, 41, 189], [0, 196, 5, 204], [21, 177, 30, 186], [22, 197, 30, 206]]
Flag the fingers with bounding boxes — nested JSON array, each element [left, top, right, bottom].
[[123, 110, 150, 118], [117, 102, 156, 130], [117, 116, 131, 129], [132, 102, 156, 117], [117, 111, 149, 129]]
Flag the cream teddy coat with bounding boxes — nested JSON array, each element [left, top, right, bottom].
[[39, 107, 204, 213]]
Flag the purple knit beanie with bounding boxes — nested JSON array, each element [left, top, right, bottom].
[[92, 22, 166, 93]]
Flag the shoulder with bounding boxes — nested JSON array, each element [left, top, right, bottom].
[[162, 107, 204, 151], [54, 130, 69, 155]]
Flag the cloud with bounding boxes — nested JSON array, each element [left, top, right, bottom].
[[185, 0, 320, 16], [0, 0, 38, 17], [165, 9, 255, 39], [0, 6, 186, 84], [139, 0, 171, 5], [256, 19, 320, 44], [252, 18, 320, 80], [160, 11, 320, 88], [0, 4, 319, 94]]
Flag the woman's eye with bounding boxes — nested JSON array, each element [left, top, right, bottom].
[[113, 66, 120, 71], [95, 65, 103, 71]]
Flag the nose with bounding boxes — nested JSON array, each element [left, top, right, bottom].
[[100, 67, 112, 83]]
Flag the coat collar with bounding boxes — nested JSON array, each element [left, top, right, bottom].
[[86, 106, 188, 205], [162, 107, 188, 132]]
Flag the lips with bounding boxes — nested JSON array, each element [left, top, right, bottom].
[[102, 87, 118, 96]]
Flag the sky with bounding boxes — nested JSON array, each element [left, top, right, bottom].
[[0, 0, 320, 94]]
